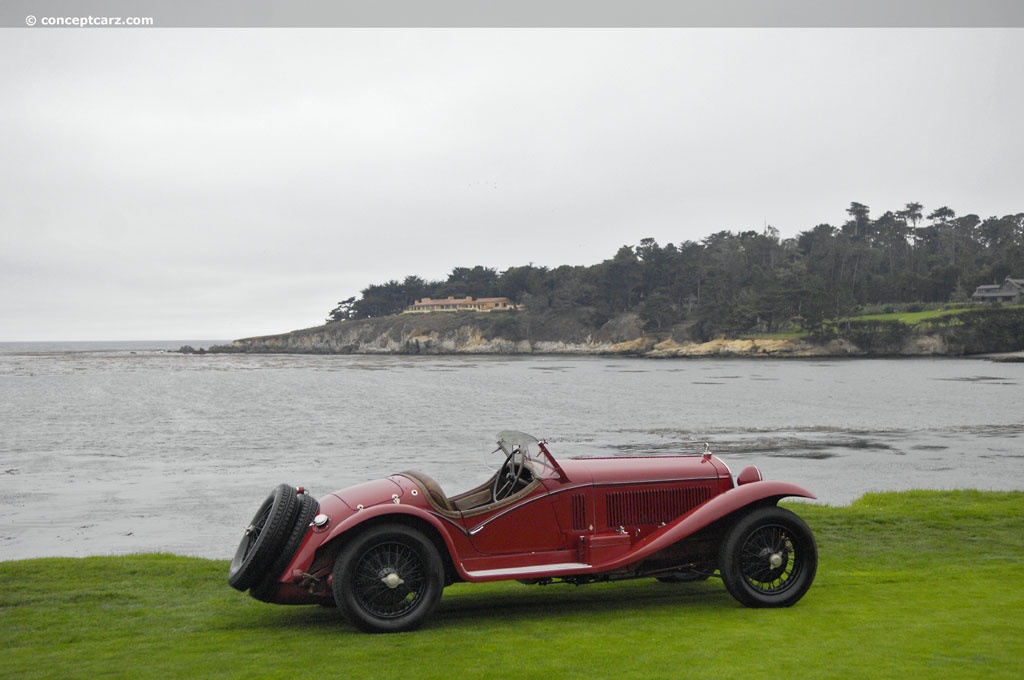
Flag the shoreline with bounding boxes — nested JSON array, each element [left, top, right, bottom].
[[203, 307, 1024, 359], [204, 334, 1019, 360]]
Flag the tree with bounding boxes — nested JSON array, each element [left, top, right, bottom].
[[401, 276, 429, 303], [448, 266, 499, 297], [498, 264, 549, 303], [899, 202, 923, 230], [327, 200, 1021, 334], [549, 265, 595, 312], [928, 206, 956, 225], [351, 280, 409, 318], [872, 211, 910, 280], [639, 290, 679, 331], [600, 245, 642, 313], [844, 202, 871, 239], [328, 296, 357, 322]]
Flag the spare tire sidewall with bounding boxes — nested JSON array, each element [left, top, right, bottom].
[[250, 492, 319, 602], [228, 483, 300, 591]]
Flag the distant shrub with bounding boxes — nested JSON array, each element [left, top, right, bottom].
[[945, 308, 1024, 354], [839, 319, 912, 354]]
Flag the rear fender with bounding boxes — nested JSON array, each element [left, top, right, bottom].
[[337, 505, 470, 578], [592, 481, 815, 570], [282, 497, 464, 580], [328, 503, 461, 554]]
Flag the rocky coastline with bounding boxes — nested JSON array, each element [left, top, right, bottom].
[[204, 310, 1023, 358]]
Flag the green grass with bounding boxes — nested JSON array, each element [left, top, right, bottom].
[[845, 308, 972, 325], [844, 304, 1024, 326], [735, 331, 805, 340], [3, 491, 1022, 679]]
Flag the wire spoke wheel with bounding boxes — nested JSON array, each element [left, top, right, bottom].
[[352, 541, 428, 618], [334, 524, 444, 633], [240, 507, 270, 555], [719, 506, 817, 608], [738, 524, 797, 593]]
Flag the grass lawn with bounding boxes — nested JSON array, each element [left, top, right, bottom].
[[2, 490, 1022, 679], [843, 305, 1024, 326], [844, 308, 973, 325]]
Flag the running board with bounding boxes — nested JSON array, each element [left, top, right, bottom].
[[463, 562, 591, 580]]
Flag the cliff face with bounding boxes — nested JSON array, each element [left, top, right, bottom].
[[211, 312, 641, 355], [208, 311, 972, 357]]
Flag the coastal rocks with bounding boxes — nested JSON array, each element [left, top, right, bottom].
[[211, 312, 629, 356], [645, 337, 858, 358], [213, 325, 625, 356], [209, 312, 975, 358], [900, 333, 949, 356], [214, 327, 847, 358]]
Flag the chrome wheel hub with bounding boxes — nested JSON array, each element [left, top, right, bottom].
[[380, 571, 405, 589]]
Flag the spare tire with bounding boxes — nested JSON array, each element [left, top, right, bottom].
[[250, 492, 319, 602], [228, 484, 301, 591]]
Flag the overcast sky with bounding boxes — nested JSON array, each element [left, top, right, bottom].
[[2, 28, 1022, 341]]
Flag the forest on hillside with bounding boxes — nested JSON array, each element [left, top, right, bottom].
[[329, 203, 1024, 340]]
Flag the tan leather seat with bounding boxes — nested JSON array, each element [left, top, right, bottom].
[[399, 471, 456, 513]]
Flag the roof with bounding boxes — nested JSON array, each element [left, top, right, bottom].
[[404, 296, 516, 312], [971, 277, 1024, 299]]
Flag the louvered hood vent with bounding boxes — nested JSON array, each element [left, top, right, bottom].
[[605, 485, 712, 528], [570, 493, 587, 531]]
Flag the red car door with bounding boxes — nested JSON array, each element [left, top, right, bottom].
[[462, 489, 565, 556]]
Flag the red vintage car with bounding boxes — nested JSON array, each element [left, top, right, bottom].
[[229, 431, 817, 633]]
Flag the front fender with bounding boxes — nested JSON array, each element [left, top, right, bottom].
[[591, 480, 815, 570]]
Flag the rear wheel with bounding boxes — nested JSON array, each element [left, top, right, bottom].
[[332, 524, 444, 633], [228, 484, 300, 591], [719, 506, 817, 608]]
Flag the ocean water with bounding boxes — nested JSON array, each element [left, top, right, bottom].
[[1, 343, 1021, 561]]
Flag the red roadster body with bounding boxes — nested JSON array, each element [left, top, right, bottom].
[[229, 431, 818, 632]]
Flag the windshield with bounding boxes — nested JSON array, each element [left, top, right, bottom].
[[496, 431, 565, 481]]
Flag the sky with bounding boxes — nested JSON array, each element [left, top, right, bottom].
[[2, 27, 1022, 341]]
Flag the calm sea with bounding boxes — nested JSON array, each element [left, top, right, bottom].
[[1, 342, 1021, 561]]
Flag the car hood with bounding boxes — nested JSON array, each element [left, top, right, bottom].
[[559, 455, 732, 485]]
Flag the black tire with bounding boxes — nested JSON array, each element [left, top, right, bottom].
[[718, 506, 817, 608], [332, 524, 445, 633], [228, 484, 301, 592], [250, 492, 319, 602]]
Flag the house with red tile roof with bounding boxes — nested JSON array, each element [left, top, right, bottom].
[[404, 296, 517, 313]]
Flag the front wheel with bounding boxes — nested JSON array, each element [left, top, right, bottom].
[[332, 524, 444, 633], [719, 506, 817, 608]]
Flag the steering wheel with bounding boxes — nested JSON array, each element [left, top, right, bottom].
[[493, 448, 530, 501]]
